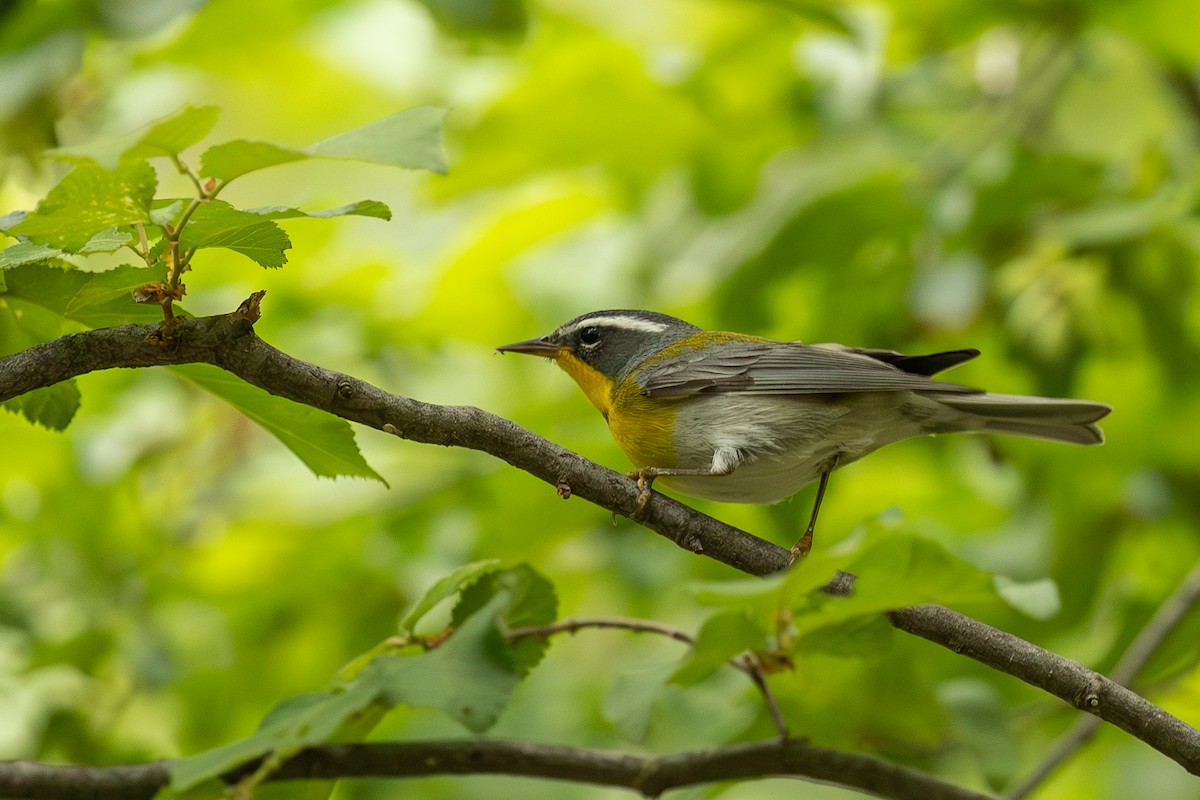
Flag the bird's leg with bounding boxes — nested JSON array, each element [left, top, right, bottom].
[[789, 454, 841, 564], [629, 456, 739, 511]]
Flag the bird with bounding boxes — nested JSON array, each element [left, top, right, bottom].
[[497, 309, 1111, 561]]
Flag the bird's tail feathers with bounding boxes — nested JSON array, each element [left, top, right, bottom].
[[937, 393, 1111, 445]]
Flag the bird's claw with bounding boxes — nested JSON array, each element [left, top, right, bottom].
[[788, 531, 813, 565], [628, 469, 655, 511]]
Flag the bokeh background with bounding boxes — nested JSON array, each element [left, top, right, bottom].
[[2, 0, 1199, 798]]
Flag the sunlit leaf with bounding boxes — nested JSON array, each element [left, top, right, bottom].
[[200, 140, 308, 183], [200, 107, 448, 182], [177, 201, 292, 268], [312, 106, 449, 174], [8, 161, 156, 252], [0, 241, 63, 269]]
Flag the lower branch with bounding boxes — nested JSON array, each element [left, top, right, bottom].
[[889, 605, 1200, 775], [0, 738, 999, 800]]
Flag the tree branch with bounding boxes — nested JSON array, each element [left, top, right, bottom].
[[1007, 562, 1200, 799], [0, 738, 1000, 800], [2, 298, 1200, 789]]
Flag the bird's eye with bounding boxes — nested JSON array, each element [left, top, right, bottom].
[[578, 326, 601, 347]]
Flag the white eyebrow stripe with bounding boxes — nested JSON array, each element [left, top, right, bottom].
[[567, 316, 670, 335]]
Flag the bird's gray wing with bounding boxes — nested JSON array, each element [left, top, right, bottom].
[[635, 340, 983, 398]]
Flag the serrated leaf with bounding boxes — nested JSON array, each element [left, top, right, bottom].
[[171, 363, 386, 484], [51, 105, 221, 169], [0, 293, 83, 429], [312, 106, 448, 174], [669, 607, 763, 687], [0, 262, 166, 328], [9, 161, 156, 252], [1, 382, 81, 430], [150, 199, 185, 228], [0, 241, 64, 269], [371, 591, 522, 731], [451, 563, 557, 675], [177, 201, 292, 268], [400, 559, 502, 634]]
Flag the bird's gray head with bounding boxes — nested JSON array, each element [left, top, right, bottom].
[[497, 309, 700, 381]]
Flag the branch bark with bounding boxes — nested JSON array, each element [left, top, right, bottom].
[[0, 739, 1000, 800], [2, 298, 1199, 796]]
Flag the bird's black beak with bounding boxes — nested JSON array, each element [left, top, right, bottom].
[[496, 335, 561, 357]]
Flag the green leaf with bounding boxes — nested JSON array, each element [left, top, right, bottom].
[[80, 226, 134, 254], [798, 613, 895, 657], [9, 161, 156, 252], [0, 262, 165, 328], [137, 104, 221, 157], [451, 563, 557, 674], [400, 559, 502, 634], [0, 262, 164, 429], [371, 591, 522, 731], [785, 532, 1001, 647], [312, 106, 449, 174], [170, 682, 389, 791], [200, 140, 309, 183], [176, 201, 292, 268], [199, 107, 448, 183], [170, 364, 386, 484], [0, 291, 83, 429], [51, 105, 221, 169], [669, 607, 764, 687], [172, 578, 536, 789], [247, 199, 393, 221], [0, 241, 64, 269], [1, 381, 81, 431], [993, 576, 1061, 621], [603, 665, 673, 744]]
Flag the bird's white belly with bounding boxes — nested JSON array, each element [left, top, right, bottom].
[[656, 392, 940, 504]]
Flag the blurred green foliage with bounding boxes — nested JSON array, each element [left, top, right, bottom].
[[2, 0, 1200, 798]]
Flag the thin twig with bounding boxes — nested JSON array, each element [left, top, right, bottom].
[[1008, 562, 1200, 799], [507, 617, 695, 646], [506, 616, 791, 738]]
